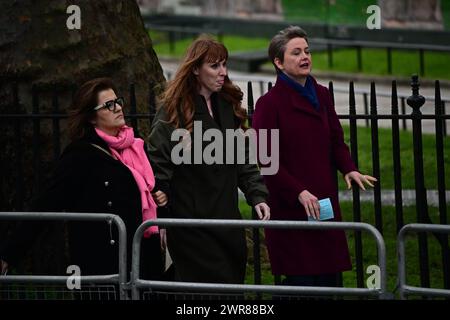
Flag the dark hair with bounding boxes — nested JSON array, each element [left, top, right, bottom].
[[68, 77, 117, 141], [268, 26, 309, 72]]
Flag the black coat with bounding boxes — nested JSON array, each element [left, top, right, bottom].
[[148, 93, 268, 283], [1, 126, 163, 278]]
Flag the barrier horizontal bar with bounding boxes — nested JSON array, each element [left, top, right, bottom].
[[397, 223, 450, 299], [0, 275, 118, 284], [131, 218, 387, 300], [0, 212, 128, 300], [133, 279, 381, 297]]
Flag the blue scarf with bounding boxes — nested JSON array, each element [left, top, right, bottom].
[[278, 72, 320, 110]]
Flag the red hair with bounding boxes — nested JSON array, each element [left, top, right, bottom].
[[160, 35, 246, 132]]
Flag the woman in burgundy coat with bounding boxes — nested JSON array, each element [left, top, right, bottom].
[[253, 26, 377, 287]]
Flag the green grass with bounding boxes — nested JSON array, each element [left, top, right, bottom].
[[312, 48, 450, 80], [150, 28, 450, 190], [282, 0, 450, 30], [282, 0, 374, 26], [338, 124, 450, 191], [340, 202, 449, 292], [149, 30, 269, 59], [240, 200, 450, 297], [240, 120, 450, 294], [149, 30, 450, 80]]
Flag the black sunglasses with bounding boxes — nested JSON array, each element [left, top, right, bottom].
[[93, 97, 125, 112]]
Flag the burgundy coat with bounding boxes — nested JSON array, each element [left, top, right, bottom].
[[252, 76, 356, 276]]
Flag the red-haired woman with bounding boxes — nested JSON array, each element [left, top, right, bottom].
[[148, 36, 270, 284]]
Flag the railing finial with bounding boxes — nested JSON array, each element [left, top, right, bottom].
[[407, 75, 425, 113]]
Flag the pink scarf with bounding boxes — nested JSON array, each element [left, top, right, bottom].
[[95, 126, 158, 237]]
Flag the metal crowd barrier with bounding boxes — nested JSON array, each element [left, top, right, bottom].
[[0, 212, 128, 300], [131, 219, 388, 300], [397, 223, 450, 299], [5, 214, 448, 300]]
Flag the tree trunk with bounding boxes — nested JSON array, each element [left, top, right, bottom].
[[0, 0, 164, 275]]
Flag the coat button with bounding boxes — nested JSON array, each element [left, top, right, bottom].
[[107, 201, 112, 207], [104, 181, 109, 187]]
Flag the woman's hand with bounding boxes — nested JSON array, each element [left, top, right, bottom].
[[0, 260, 8, 276], [159, 228, 167, 251], [344, 171, 378, 191], [298, 190, 320, 220], [254, 202, 270, 220], [152, 190, 168, 207]]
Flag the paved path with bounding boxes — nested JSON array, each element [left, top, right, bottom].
[[160, 59, 450, 134], [161, 60, 450, 206]]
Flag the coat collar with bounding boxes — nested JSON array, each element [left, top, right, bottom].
[[273, 75, 326, 119], [81, 125, 111, 150], [62, 125, 116, 163], [194, 92, 235, 131], [278, 73, 319, 110]]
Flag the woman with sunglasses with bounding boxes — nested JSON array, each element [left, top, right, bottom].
[[0, 78, 166, 281]]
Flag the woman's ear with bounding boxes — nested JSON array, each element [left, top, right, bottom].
[[274, 58, 284, 71], [193, 67, 199, 76]]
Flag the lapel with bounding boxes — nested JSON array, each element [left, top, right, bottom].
[[214, 94, 236, 131], [80, 126, 124, 166], [274, 77, 323, 119], [194, 93, 235, 131], [194, 94, 217, 131]]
